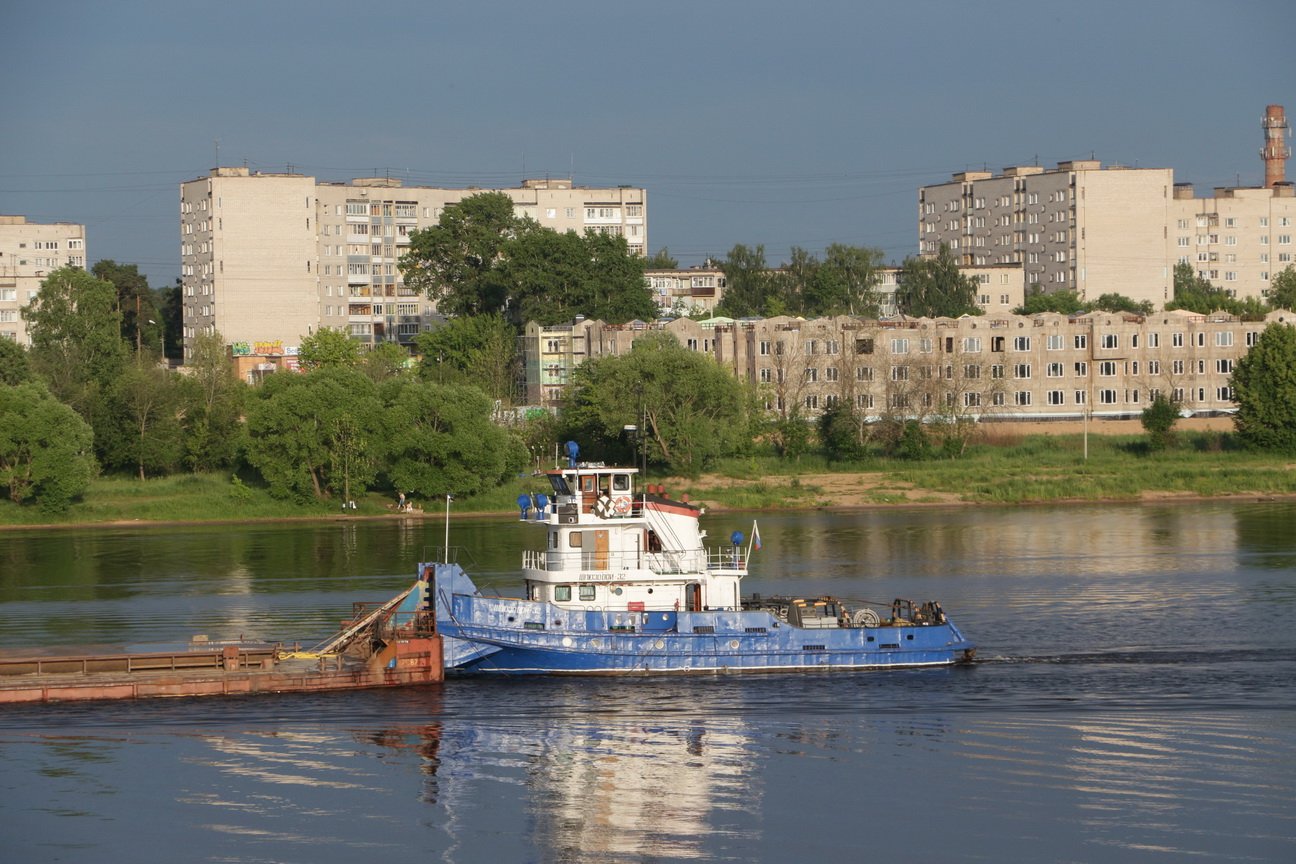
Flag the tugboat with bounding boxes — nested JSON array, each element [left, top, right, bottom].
[[428, 455, 975, 674]]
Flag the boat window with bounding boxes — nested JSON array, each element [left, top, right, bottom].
[[581, 476, 596, 492], [548, 475, 571, 496], [555, 585, 571, 602], [569, 531, 583, 548], [612, 474, 630, 492], [578, 585, 596, 601]]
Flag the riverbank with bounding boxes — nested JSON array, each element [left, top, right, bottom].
[[3, 419, 1293, 530]]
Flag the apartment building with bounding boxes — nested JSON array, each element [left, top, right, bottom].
[[645, 267, 726, 315], [920, 163, 1296, 312], [0, 216, 88, 345], [520, 309, 1295, 420], [919, 161, 1175, 309], [179, 168, 647, 364], [1169, 183, 1296, 301]]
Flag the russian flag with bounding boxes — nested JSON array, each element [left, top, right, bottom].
[[752, 521, 762, 551]]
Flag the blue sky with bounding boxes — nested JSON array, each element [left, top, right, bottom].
[[2, 0, 1293, 289]]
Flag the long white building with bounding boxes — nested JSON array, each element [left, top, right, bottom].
[[179, 168, 648, 364], [919, 163, 1296, 310], [0, 216, 88, 345]]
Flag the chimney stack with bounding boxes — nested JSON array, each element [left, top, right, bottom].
[[1262, 104, 1291, 188]]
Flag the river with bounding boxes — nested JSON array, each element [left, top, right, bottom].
[[1, 503, 1294, 863]]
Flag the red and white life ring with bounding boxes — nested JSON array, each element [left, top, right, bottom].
[[612, 496, 631, 515]]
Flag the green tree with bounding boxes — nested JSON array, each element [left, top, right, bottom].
[[381, 378, 522, 499], [895, 244, 980, 318], [415, 313, 518, 402], [818, 401, 864, 462], [399, 192, 523, 317], [21, 267, 129, 437], [816, 243, 884, 317], [564, 332, 753, 475], [1267, 265, 1296, 311], [298, 326, 361, 371], [362, 341, 412, 383], [645, 247, 679, 269], [100, 363, 186, 479], [180, 331, 246, 471], [1231, 323, 1296, 453], [158, 279, 183, 362], [1014, 287, 1086, 315], [1091, 293, 1154, 315], [244, 367, 385, 501], [92, 260, 161, 355], [0, 338, 33, 386], [1140, 393, 1180, 451], [1168, 262, 1239, 314], [502, 228, 655, 326], [0, 382, 96, 511], [716, 244, 777, 318]]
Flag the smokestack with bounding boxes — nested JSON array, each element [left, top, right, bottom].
[[1262, 104, 1291, 188]]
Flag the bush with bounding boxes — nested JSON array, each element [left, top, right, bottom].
[[1140, 395, 1180, 451]]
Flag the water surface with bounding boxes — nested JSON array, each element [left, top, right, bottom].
[[1, 503, 1293, 862]]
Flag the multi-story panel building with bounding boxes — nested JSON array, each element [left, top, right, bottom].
[[920, 162, 1175, 309], [519, 309, 1296, 419], [179, 169, 647, 364], [1169, 183, 1296, 301], [0, 216, 88, 345], [645, 267, 726, 315]]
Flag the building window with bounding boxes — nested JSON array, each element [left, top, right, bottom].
[[1013, 363, 1031, 379], [1047, 390, 1065, 405], [1216, 331, 1234, 347], [1099, 389, 1118, 404], [1046, 335, 1064, 350], [1101, 334, 1119, 349], [1013, 336, 1031, 351], [1046, 362, 1063, 377], [1074, 334, 1088, 350], [1098, 361, 1117, 376], [1074, 361, 1088, 376]]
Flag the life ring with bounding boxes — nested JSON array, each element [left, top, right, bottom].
[[612, 496, 631, 515]]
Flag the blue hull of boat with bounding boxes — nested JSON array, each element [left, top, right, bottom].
[[433, 564, 975, 676]]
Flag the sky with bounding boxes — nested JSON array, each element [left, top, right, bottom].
[[3, 0, 1294, 290]]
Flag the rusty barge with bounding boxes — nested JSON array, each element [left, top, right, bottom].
[[0, 571, 442, 705]]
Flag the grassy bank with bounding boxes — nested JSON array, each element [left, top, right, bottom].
[[0, 471, 554, 529], [2, 431, 1293, 529], [671, 431, 1296, 510]]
